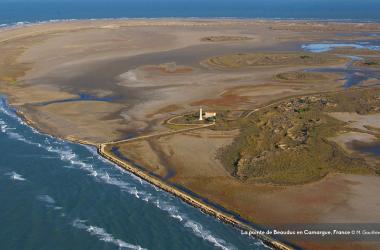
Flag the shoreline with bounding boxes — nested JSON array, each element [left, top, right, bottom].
[[1, 17, 380, 32], [1, 18, 378, 249], [98, 143, 296, 250], [5, 96, 295, 250]]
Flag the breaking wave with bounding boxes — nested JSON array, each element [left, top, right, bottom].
[[37, 194, 56, 204], [34, 192, 144, 249], [0, 96, 241, 250], [36, 194, 63, 211], [5, 171, 26, 181], [184, 221, 237, 250], [72, 219, 147, 250]]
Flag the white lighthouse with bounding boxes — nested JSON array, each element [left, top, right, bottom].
[[199, 107, 203, 121]]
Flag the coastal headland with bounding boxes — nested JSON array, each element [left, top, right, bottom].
[[1, 19, 380, 249]]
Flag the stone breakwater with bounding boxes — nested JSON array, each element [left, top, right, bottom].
[[98, 144, 295, 250]]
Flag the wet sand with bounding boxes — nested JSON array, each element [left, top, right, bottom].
[[110, 127, 380, 250], [0, 19, 369, 143]]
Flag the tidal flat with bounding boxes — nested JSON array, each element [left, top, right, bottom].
[[1, 19, 380, 250]]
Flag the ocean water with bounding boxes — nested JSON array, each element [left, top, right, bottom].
[[1, 0, 380, 26], [1, 1, 379, 249], [0, 96, 268, 249]]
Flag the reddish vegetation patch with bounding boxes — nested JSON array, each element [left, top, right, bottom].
[[145, 65, 193, 74], [191, 94, 249, 106]]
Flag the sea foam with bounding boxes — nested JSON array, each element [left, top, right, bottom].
[[0, 96, 240, 250], [184, 221, 237, 250], [72, 219, 147, 250], [37, 194, 56, 204], [5, 171, 26, 181]]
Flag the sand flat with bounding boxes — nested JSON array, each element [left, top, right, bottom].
[[1, 19, 367, 143], [329, 112, 380, 131], [2, 19, 380, 250]]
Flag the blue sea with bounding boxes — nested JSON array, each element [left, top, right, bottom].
[[0, 97, 267, 249], [1, 0, 380, 26]]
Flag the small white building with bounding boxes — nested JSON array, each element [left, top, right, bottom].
[[199, 108, 216, 121], [204, 112, 217, 119]]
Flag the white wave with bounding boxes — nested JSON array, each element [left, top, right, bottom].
[[0, 125, 6, 133], [82, 147, 239, 250], [141, 193, 152, 202], [132, 187, 140, 198], [41, 144, 149, 201], [0, 110, 44, 146], [0, 97, 58, 140], [41, 145, 98, 174], [72, 219, 146, 250], [149, 198, 237, 250], [85, 146, 150, 186], [0, 98, 25, 123], [0, 119, 11, 133], [36, 194, 64, 211], [37, 194, 56, 204], [16, 22, 29, 26], [62, 165, 76, 169], [0, 97, 239, 250], [76, 160, 237, 250], [171, 214, 184, 222], [7, 131, 34, 144], [184, 221, 237, 250], [0, 19, 79, 32], [90, 170, 98, 177], [97, 171, 151, 200], [254, 240, 274, 249], [9, 132, 44, 148], [5, 171, 26, 181], [41, 155, 59, 159]]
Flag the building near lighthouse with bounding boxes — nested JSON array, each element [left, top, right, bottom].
[[204, 112, 217, 119], [199, 108, 216, 121]]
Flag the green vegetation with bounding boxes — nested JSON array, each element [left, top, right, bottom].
[[169, 113, 206, 125], [364, 61, 379, 66], [204, 52, 347, 69], [218, 88, 380, 185], [200, 36, 253, 42], [274, 71, 338, 83], [164, 112, 215, 130], [0, 76, 17, 84]]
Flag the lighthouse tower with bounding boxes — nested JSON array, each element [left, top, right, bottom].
[[199, 108, 203, 121]]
